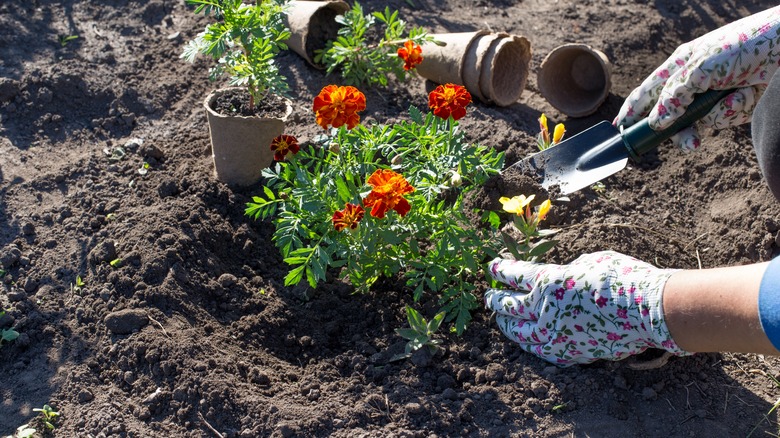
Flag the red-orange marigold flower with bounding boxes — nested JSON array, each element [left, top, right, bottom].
[[313, 85, 367, 130], [362, 169, 415, 219], [397, 40, 423, 71], [270, 135, 300, 161], [332, 203, 365, 232], [428, 83, 472, 121]]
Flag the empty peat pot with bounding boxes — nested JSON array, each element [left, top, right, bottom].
[[285, 0, 350, 68], [538, 44, 612, 117]]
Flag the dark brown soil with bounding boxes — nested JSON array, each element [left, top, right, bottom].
[[2, 1, 780, 437], [210, 89, 291, 119]]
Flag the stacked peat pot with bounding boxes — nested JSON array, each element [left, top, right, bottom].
[[416, 31, 532, 107]]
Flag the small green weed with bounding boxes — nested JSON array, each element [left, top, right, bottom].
[[58, 34, 78, 47], [0, 310, 19, 348], [393, 306, 445, 360]]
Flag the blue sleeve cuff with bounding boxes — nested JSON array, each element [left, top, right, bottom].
[[759, 256, 780, 351]]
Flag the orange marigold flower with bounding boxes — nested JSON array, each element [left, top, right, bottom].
[[362, 169, 415, 219], [313, 85, 367, 130], [270, 135, 300, 161], [397, 40, 423, 71], [332, 203, 365, 232], [428, 83, 471, 121]]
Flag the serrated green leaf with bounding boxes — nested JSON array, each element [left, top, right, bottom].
[[284, 265, 306, 286]]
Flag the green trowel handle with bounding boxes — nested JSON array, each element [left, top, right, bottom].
[[621, 89, 733, 159]]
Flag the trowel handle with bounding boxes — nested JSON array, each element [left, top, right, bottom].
[[621, 89, 733, 159]]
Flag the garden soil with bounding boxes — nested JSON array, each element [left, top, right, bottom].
[[2, 0, 780, 437]]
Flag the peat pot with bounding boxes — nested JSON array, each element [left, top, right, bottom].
[[285, 0, 350, 68], [537, 44, 612, 117], [204, 88, 293, 187], [417, 31, 532, 107]]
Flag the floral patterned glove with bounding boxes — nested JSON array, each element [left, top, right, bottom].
[[614, 6, 780, 151], [484, 251, 690, 366]]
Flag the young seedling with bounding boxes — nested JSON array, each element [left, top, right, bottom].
[[394, 306, 445, 359], [109, 258, 122, 268], [137, 162, 150, 175], [72, 275, 86, 294], [0, 310, 19, 348], [1, 327, 19, 347], [32, 404, 60, 430], [58, 34, 78, 47]]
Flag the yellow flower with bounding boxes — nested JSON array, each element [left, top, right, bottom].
[[499, 194, 535, 215], [536, 199, 552, 222], [552, 123, 566, 144]]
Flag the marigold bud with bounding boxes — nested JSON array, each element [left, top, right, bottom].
[[280, 192, 289, 200], [449, 171, 462, 187], [329, 142, 340, 154], [391, 155, 403, 166]]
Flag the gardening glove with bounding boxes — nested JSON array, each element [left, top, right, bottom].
[[614, 6, 780, 152], [484, 251, 690, 366]]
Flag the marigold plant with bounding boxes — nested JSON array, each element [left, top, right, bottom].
[[246, 85, 504, 334], [180, 0, 291, 109], [314, 2, 435, 87]]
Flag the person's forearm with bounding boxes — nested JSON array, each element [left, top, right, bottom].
[[663, 262, 779, 355]]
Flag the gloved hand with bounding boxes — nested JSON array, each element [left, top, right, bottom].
[[485, 251, 690, 366], [614, 6, 780, 152]]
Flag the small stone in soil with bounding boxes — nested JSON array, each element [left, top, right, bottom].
[[88, 240, 117, 265], [104, 309, 149, 335], [78, 389, 94, 403]]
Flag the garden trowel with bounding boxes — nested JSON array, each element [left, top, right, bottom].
[[511, 89, 731, 194]]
